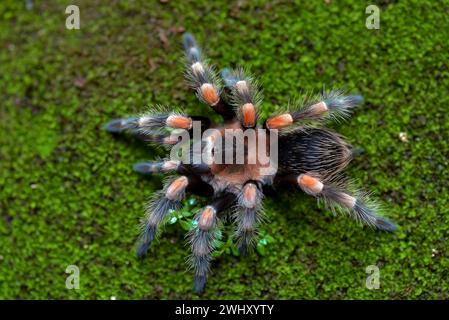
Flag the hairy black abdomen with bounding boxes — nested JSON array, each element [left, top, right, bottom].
[[277, 128, 352, 178]]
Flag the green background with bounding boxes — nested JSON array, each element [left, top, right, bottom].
[[1, 0, 448, 299]]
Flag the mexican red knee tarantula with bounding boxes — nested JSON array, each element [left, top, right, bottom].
[[105, 33, 397, 294]]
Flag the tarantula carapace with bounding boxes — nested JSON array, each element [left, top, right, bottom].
[[105, 33, 397, 293]]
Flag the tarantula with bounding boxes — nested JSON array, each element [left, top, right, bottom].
[[104, 33, 397, 294]]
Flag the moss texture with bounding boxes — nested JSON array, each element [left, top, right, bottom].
[[0, 0, 448, 299]]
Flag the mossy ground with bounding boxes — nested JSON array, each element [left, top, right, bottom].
[[1, 0, 448, 299]]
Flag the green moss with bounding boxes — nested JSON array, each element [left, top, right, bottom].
[[0, 0, 448, 299]]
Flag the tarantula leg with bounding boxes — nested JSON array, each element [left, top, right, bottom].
[[137, 176, 189, 257], [188, 193, 235, 294], [104, 117, 139, 133], [220, 68, 236, 89], [105, 114, 193, 136], [104, 117, 184, 146], [233, 182, 265, 255], [265, 92, 363, 130], [105, 114, 191, 132], [133, 160, 181, 174], [133, 160, 212, 176], [135, 113, 193, 132], [223, 69, 262, 128], [296, 174, 397, 232], [182, 33, 234, 119]]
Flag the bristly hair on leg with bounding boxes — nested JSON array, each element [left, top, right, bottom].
[[217, 68, 263, 128], [221, 68, 238, 88], [320, 90, 363, 122], [233, 208, 264, 255], [317, 177, 397, 232], [137, 175, 188, 257], [285, 90, 363, 127], [104, 117, 140, 133], [225, 68, 263, 108], [137, 194, 181, 258], [186, 211, 222, 294], [182, 34, 223, 108], [233, 183, 266, 255], [352, 199, 397, 232], [183, 32, 202, 63], [103, 110, 188, 151], [133, 159, 181, 175], [135, 106, 192, 135], [184, 60, 222, 92]]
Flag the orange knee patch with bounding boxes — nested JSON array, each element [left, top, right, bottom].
[[166, 115, 192, 130], [266, 113, 293, 129], [297, 174, 323, 194], [242, 103, 256, 127], [200, 83, 219, 106], [165, 176, 188, 200], [199, 206, 216, 230]]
